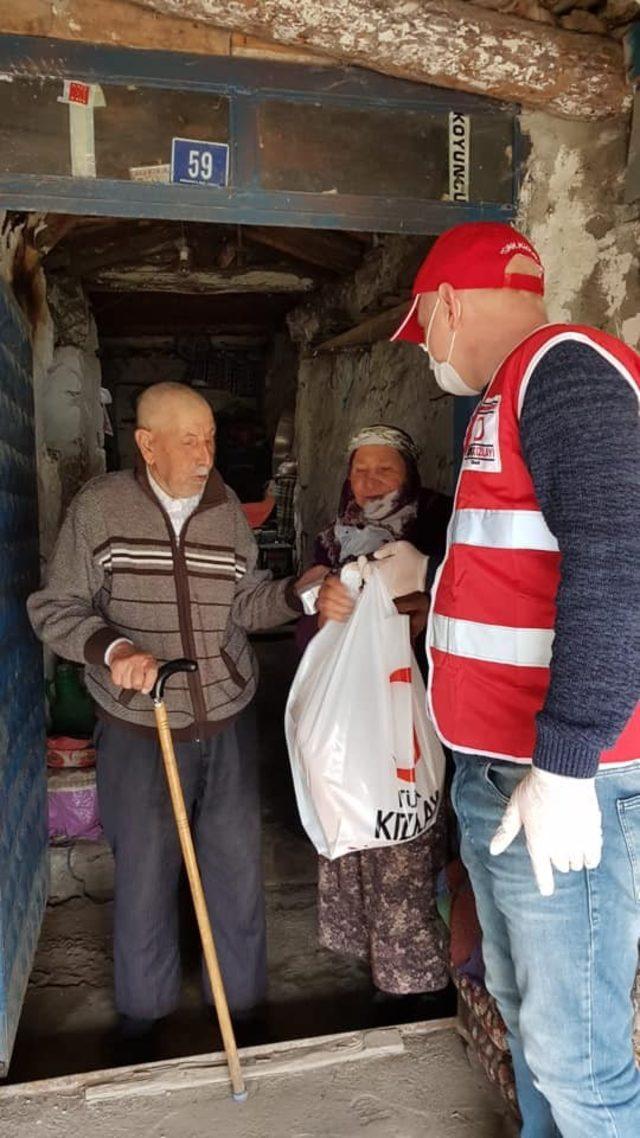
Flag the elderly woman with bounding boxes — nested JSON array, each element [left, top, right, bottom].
[[303, 424, 452, 1011]]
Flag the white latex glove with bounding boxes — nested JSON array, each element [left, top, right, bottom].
[[358, 541, 428, 600], [490, 766, 603, 897]]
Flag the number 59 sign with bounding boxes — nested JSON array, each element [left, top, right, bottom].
[[171, 139, 230, 188]]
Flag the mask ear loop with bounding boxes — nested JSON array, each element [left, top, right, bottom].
[[420, 295, 458, 365], [446, 293, 464, 364], [419, 297, 440, 356]]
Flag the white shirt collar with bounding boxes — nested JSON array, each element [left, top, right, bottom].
[[147, 469, 203, 537]]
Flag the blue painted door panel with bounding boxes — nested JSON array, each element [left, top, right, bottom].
[[0, 282, 47, 1075]]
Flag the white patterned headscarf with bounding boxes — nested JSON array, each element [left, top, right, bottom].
[[347, 424, 420, 463], [315, 424, 421, 567]]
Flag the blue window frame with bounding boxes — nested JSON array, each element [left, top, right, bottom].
[[0, 34, 519, 234]]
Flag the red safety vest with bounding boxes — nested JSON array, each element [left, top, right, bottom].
[[427, 323, 640, 765]]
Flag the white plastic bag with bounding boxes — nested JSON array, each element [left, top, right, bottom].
[[285, 569, 445, 860]]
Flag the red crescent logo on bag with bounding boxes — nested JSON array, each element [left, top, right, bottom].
[[389, 667, 422, 783]]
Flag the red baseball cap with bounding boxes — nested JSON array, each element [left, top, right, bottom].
[[391, 222, 545, 344]]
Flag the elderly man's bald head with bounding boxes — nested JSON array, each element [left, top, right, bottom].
[[134, 382, 216, 499], [137, 382, 212, 430]]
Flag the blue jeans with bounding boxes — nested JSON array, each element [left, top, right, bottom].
[[452, 755, 640, 1138]]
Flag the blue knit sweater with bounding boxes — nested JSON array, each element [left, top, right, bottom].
[[520, 340, 640, 778]]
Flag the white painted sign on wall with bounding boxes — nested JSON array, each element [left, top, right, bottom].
[[449, 112, 470, 203]]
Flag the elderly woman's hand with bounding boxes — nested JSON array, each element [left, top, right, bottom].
[[317, 573, 356, 626], [394, 591, 430, 639]]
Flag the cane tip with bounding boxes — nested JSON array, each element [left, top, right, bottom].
[[232, 1089, 248, 1104]]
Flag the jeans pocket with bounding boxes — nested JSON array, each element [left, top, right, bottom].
[[617, 794, 640, 903], [483, 763, 513, 806]]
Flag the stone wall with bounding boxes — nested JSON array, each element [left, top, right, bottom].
[[0, 241, 106, 564], [289, 236, 453, 564], [517, 109, 640, 347], [0, 213, 55, 565], [291, 106, 640, 565], [0, 216, 106, 689], [40, 276, 106, 559]]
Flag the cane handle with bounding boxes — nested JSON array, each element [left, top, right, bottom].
[[151, 658, 197, 703]]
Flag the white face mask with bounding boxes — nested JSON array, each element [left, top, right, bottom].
[[361, 489, 401, 521], [420, 298, 478, 398]]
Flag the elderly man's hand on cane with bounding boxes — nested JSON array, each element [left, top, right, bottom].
[[109, 641, 159, 695], [490, 767, 603, 897]]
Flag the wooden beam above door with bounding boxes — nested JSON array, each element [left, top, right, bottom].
[[84, 266, 316, 293], [128, 0, 629, 120], [0, 2, 330, 64]]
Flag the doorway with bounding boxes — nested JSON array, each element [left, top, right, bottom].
[[0, 32, 518, 1081]]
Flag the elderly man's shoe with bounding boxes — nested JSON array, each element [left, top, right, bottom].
[[104, 1014, 159, 1068]]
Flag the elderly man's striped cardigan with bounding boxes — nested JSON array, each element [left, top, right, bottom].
[[28, 466, 300, 739]]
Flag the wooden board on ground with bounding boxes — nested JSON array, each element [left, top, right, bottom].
[[0, 1022, 514, 1138]]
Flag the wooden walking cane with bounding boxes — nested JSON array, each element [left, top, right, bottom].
[[151, 659, 248, 1102]]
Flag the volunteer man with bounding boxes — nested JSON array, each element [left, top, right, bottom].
[[318, 223, 640, 1136], [29, 382, 318, 1058]]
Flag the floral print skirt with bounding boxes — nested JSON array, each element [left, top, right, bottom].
[[317, 809, 449, 994]]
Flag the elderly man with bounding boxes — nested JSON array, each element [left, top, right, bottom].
[[29, 381, 313, 1055], [319, 223, 640, 1136]]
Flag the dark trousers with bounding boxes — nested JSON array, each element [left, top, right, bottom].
[[95, 709, 267, 1020]]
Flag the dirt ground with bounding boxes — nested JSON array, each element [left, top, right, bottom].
[[0, 1024, 516, 1138]]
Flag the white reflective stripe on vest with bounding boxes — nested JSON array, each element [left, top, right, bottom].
[[431, 613, 554, 668], [450, 508, 559, 552]]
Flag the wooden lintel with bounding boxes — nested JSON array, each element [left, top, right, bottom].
[[0, 1, 232, 56], [86, 267, 316, 294], [315, 303, 410, 352], [230, 31, 332, 66], [130, 0, 630, 120], [0, 3, 332, 65]]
